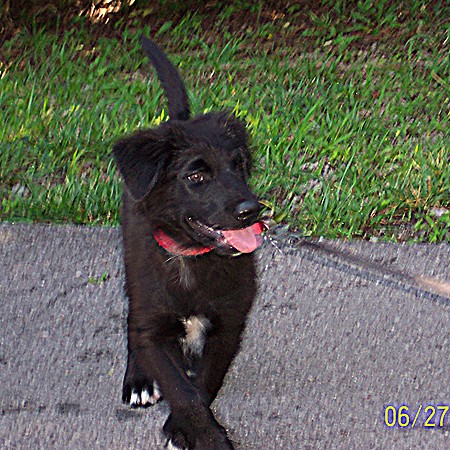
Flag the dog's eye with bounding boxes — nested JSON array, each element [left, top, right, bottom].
[[187, 172, 204, 184]]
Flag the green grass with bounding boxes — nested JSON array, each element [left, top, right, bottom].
[[1, 2, 449, 241]]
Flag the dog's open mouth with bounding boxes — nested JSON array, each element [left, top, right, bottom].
[[187, 218, 266, 254]]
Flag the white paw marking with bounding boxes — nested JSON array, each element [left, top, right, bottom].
[[166, 439, 185, 450], [129, 384, 162, 407], [140, 388, 151, 406], [151, 382, 162, 404], [130, 389, 140, 406]]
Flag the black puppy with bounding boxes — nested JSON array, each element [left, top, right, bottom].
[[113, 37, 265, 450]]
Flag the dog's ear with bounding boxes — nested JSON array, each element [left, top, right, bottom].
[[220, 113, 249, 147], [219, 113, 252, 175], [113, 129, 170, 201]]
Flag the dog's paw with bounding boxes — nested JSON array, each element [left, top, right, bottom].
[[130, 385, 162, 407], [163, 414, 191, 449], [165, 439, 185, 450], [122, 380, 162, 408], [163, 413, 234, 450]]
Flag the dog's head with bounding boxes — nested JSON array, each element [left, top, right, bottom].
[[113, 111, 264, 256]]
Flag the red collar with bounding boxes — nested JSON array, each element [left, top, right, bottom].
[[153, 229, 214, 256]]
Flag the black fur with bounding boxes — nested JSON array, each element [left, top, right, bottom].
[[113, 37, 262, 450]]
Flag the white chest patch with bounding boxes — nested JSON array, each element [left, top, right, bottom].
[[180, 315, 211, 358]]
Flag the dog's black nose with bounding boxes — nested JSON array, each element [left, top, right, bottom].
[[235, 200, 263, 222]]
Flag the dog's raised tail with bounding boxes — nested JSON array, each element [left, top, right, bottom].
[[140, 36, 190, 121]]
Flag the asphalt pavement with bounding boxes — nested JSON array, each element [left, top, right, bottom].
[[1, 223, 449, 449]]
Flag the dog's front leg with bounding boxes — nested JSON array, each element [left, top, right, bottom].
[[132, 340, 234, 450], [194, 312, 249, 407]]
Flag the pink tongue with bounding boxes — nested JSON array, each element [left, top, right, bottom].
[[222, 222, 264, 253]]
